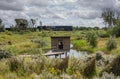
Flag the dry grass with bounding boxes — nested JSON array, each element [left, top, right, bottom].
[[0, 31, 120, 78], [98, 38, 107, 48]]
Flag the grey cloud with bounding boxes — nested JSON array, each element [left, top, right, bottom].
[[0, 0, 120, 27], [0, 10, 29, 27], [27, 0, 49, 7], [0, 0, 25, 11], [77, 0, 116, 10]]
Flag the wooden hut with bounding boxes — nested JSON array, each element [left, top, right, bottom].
[[51, 36, 70, 52], [44, 36, 70, 58]]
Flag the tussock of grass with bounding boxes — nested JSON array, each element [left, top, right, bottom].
[[4, 42, 41, 55], [102, 55, 120, 76]]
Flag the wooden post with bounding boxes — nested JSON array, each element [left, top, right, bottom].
[[55, 55, 57, 58], [60, 54, 61, 58], [65, 51, 67, 57]]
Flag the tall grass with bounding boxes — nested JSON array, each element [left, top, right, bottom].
[[73, 40, 96, 53], [0, 54, 119, 79], [106, 36, 117, 51]]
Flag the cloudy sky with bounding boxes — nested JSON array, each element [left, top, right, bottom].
[[0, 0, 120, 27]]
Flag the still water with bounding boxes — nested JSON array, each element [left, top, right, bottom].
[[47, 44, 88, 58]]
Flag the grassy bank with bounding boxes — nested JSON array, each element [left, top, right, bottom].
[[0, 30, 120, 78], [0, 30, 120, 55]]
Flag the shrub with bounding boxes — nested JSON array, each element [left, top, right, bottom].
[[8, 41, 12, 45], [106, 36, 117, 51], [96, 52, 103, 61], [54, 57, 69, 72], [66, 57, 83, 75], [86, 31, 98, 47], [8, 57, 24, 72], [100, 72, 120, 79], [5, 31, 13, 35], [18, 30, 31, 34], [98, 31, 109, 38], [73, 40, 87, 50], [31, 39, 48, 47], [85, 47, 95, 53], [81, 57, 96, 77], [0, 50, 12, 59], [102, 55, 120, 76], [24, 56, 46, 75], [111, 20, 120, 37], [0, 60, 9, 75]]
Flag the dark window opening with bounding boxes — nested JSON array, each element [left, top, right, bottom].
[[58, 41, 63, 49]]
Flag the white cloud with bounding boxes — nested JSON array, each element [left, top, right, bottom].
[[0, 0, 26, 11], [0, 0, 120, 27]]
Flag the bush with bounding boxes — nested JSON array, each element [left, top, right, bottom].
[[111, 20, 120, 37], [5, 31, 13, 35], [86, 31, 98, 47], [8, 58, 24, 72], [106, 36, 117, 51], [31, 39, 48, 47], [98, 31, 109, 38], [81, 57, 96, 77], [73, 40, 87, 50], [96, 52, 103, 61], [102, 55, 120, 76], [18, 30, 31, 34], [24, 56, 48, 75], [67, 57, 83, 75], [8, 57, 26, 76], [0, 50, 12, 59], [54, 57, 69, 71]]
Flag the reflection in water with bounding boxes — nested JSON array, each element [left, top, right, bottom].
[[68, 49, 88, 58], [47, 49, 88, 58], [46, 44, 88, 58]]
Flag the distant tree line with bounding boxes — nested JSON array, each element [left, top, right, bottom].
[[37, 26, 73, 31], [0, 18, 73, 32], [0, 18, 42, 32], [73, 26, 101, 30]]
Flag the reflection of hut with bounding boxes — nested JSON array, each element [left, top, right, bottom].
[[44, 36, 70, 58]]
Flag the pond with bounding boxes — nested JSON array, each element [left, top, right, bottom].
[[46, 44, 89, 58]]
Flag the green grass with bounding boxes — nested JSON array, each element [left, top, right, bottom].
[[0, 30, 120, 79], [0, 30, 117, 54], [0, 31, 45, 55], [72, 40, 97, 53]]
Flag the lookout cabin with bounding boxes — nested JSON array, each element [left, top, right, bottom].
[[44, 36, 70, 58], [51, 36, 70, 52]]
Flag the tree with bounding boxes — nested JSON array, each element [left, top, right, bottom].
[[15, 19, 28, 30], [10, 25, 15, 31], [39, 21, 42, 26], [101, 8, 120, 28], [30, 19, 36, 31], [31, 19, 36, 27], [0, 19, 5, 32], [0, 19, 2, 24]]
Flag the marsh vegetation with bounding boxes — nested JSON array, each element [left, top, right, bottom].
[[0, 29, 120, 79]]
